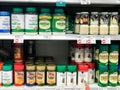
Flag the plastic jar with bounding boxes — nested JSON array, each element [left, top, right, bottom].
[[11, 8, 24, 34], [14, 63, 24, 86], [39, 8, 52, 35], [67, 65, 77, 86], [53, 9, 66, 35], [110, 12, 119, 35], [75, 44, 84, 64], [84, 44, 92, 62], [25, 7, 38, 34], [0, 11, 10, 33], [90, 12, 99, 35], [87, 63, 95, 84], [36, 64, 46, 86], [78, 64, 89, 85], [26, 64, 35, 86], [79, 12, 89, 35], [98, 65, 108, 87], [46, 64, 56, 86], [14, 43, 23, 63], [2, 64, 13, 86], [109, 44, 119, 65], [74, 12, 80, 34], [108, 65, 118, 86], [99, 45, 109, 65], [100, 12, 109, 35], [57, 65, 66, 86]]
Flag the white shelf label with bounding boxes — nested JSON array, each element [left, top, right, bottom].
[[77, 37, 86, 44], [80, 0, 91, 4], [86, 37, 96, 44], [14, 35, 24, 43], [101, 36, 111, 44]]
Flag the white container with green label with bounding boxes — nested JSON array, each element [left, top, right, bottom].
[[11, 8, 24, 34], [25, 7, 38, 34], [39, 8, 52, 35], [52, 9, 66, 35]]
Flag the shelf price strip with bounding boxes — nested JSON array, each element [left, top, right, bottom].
[[101, 36, 111, 44], [14, 35, 24, 43], [80, 0, 91, 4]]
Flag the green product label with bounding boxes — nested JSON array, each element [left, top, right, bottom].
[[109, 72, 118, 85], [39, 16, 52, 32], [99, 51, 108, 65], [99, 72, 108, 85], [109, 51, 119, 65], [53, 16, 66, 32], [25, 14, 38, 33]]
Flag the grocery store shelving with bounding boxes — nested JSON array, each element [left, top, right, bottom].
[[0, 0, 120, 4], [0, 34, 119, 41]]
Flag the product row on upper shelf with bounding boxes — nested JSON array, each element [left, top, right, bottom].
[[0, 7, 120, 35]]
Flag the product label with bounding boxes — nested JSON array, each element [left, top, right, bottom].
[[100, 25, 108, 35], [0, 71, 2, 83], [25, 14, 38, 33], [75, 48, 84, 63], [110, 15, 118, 25], [88, 69, 95, 83], [100, 14, 109, 25], [2, 71, 13, 84], [84, 47, 92, 62], [47, 71, 56, 85], [12, 14, 24, 33], [110, 25, 119, 35], [67, 72, 77, 86], [26, 71, 35, 84], [14, 71, 24, 85], [57, 72, 66, 86], [90, 25, 99, 35], [36, 71, 45, 85], [39, 16, 52, 33], [100, 72, 108, 84], [80, 14, 89, 25], [0, 16, 10, 33], [53, 16, 66, 33], [80, 25, 89, 34], [109, 72, 118, 84], [14, 47, 22, 60], [78, 72, 88, 84], [99, 51, 108, 64], [109, 51, 119, 64], [118, 74, 120, 84], [90, 14, 99, 25]]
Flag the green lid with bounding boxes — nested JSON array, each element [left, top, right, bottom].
[[2, 64, 12, 70], [67, 65, 77, 72], [54, 9, 64, 13], [99, 64, 108, 71], [99, 45, 108, 51], [110, 45, 119, 51], [26, 7, 36, 12], [57, 65, 66, 72], [109, 65, 117, 71], [40, 8, 50, 13], [4, 60, 14, 64], [13, 8, 23, 13]]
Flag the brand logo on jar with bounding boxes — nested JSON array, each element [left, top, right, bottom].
[[37, 72, 43, 76], [48, 72, 55, 79], [17, 72, 23, 76]]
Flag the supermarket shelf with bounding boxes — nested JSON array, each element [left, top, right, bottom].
[[0, 34, 120, 40], [0, 0, 120, 4]]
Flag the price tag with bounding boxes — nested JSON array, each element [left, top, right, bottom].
[[80, 0, 91, 4], [101, 37, 111, 44], [56, 0, 66, 7], [85, 37, 96, 44], [14, 35, 24, 43], [77, 37, 86, 44]]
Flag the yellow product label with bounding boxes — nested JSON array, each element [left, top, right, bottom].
[[36, 71, 45, 85], [118, 75, 120, 83], [109, 52, 119, 63], [53, 16, 66, 19], [100, 25, 108, 35], [109, 72, 118, 83], [47, 71, 56, 85], [99, 52, 108, 63], [110, 25, 119, 35], [15, 71, 24, 84], [100, 72, 108, 84], [27, 71, 35, 84], [39, 16, 52, 19]]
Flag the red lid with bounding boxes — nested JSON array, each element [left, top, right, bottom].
[[14, 64, 24, 70], [14, 62, 23, 65], [85, 44, 92, 48], [78, 64, 88, 72], [86, 63, 95, 69]]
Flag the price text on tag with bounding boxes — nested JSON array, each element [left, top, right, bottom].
[[14, 35, 24, 43], [77, 38, 86, 44], [86, 37, 96, 44], [101, 37, 111, 44]]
